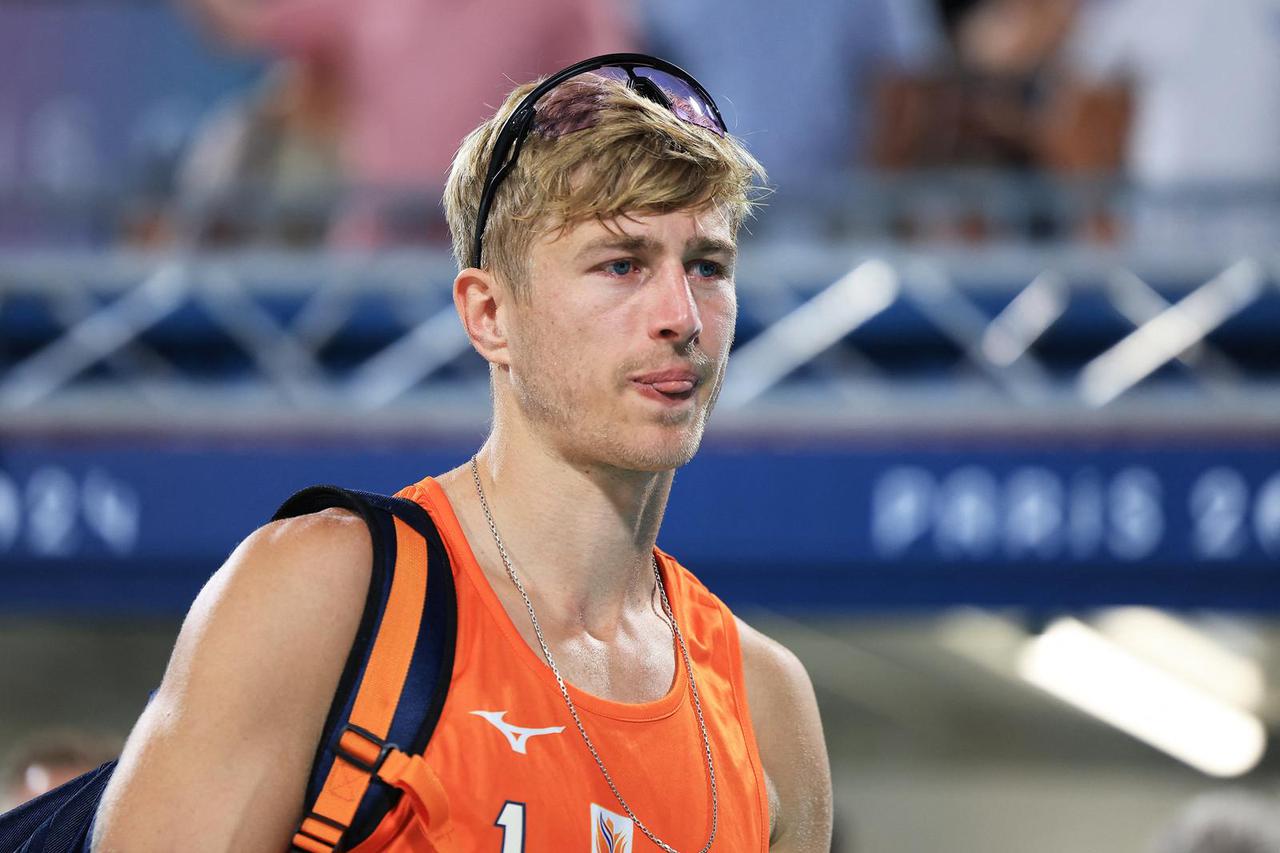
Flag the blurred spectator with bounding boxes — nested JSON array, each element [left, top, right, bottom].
[[957, 0, 1079, 79], [874, 0, 1084, 171], [1057, 0, 1280, 185], [0, 730, 119, 811], [174, 57, 342, 247], [639, 0, 944, 233], [184, 0, 635, 245], [1151, 790, 1280, 853], [953, 0, 1080, 167], [1047, 0, 1280, 248], [934, 0, 983, 35], [869, 0, 1087, 242]]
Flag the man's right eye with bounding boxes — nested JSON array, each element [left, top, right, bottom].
[[604, 259, 636, 276]]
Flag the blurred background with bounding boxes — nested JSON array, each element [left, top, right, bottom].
[[2, 0, 1280, 849]]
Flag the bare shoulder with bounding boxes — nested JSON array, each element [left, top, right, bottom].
[[735, 616, 833, 853], [169, 507, 373, 668], [94, 509, 373, 852], [734, 617, 820, 751], [736, 617, 809, 694], [227, 506, 374, 604]]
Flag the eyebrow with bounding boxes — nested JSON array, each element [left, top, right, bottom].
[[575, 234, 737, 264], [687, 237, 737, 265]]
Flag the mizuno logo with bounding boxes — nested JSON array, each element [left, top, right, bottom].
[[471, 710, 564, 754]]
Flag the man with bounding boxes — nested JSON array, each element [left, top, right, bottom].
[[94, 55, 832, 851]]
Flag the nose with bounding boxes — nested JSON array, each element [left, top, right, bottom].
[[649, 261, 702, 346]]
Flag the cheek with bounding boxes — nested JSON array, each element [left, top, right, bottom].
[[522, 315, 605, 379], [704, 291, 737, 352]]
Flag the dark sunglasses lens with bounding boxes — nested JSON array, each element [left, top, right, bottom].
[[633, 67, 724, 135], [587, 66, 724, 136]]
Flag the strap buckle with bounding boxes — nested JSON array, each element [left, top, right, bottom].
[[291, 810, 350, 851], [335, 723, 398, 775]]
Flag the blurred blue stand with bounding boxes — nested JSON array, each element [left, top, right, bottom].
[[2, 433, 1277, 615]]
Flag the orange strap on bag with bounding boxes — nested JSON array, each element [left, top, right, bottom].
[[292, 516, 426, 851], [272, 485, 456, 853]]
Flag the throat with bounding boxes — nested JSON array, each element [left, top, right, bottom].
[[519, 606, 681, 704]]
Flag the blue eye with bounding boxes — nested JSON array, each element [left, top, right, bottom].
[[605, 259, 635, 276], [692, 260, 722, 278]]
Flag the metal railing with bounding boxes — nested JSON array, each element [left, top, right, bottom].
[[3, 241, 1279, 433]]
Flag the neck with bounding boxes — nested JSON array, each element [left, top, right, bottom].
[[441, 429, 675, 639]]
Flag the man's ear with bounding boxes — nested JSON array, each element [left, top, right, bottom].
[[454, 267, 511, 368]]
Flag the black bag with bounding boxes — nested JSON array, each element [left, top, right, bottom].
[[0, 762, 115, 853]]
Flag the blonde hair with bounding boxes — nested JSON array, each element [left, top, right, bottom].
[[443, 73, 766, 302]]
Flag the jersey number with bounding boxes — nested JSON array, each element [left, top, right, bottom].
[[495, 801, 525, 852]]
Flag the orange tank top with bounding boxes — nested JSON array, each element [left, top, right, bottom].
[[347, 475, 770, 852]]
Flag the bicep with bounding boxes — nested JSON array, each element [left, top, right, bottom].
[[738, 618, 833, 853], [93, 512, 371, 853]]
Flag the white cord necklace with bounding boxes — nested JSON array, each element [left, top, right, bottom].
[[469, 457, 718, 853]]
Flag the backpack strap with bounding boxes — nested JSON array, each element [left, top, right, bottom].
[[273, 485, 457, 853]]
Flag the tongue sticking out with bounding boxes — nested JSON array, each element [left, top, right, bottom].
[[650, 380, 694, 394]]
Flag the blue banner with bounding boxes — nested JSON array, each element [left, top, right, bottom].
[[1, 432, 1278, 614]]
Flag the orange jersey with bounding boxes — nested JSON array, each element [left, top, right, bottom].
[[349, 475, 770, 852]]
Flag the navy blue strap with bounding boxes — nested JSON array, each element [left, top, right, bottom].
[[274, 484, 457, 850]]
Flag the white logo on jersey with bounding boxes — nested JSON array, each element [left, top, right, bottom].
[[471, 710, 564, 754], [591, 803, 634, 853]]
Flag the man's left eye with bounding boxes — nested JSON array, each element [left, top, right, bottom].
[[691, 260, 722, 278]]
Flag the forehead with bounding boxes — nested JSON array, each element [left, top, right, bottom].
[[538, 207, 734, 257]]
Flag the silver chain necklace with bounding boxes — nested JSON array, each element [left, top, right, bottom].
[[469, 457, 718, 853]]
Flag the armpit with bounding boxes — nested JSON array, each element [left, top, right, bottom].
[[766, 770, 781, 843]]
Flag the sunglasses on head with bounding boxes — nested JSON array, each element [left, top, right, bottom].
[[470, 53, 728, 270]]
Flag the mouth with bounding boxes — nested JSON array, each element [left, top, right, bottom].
[[630, 379, 698, 405]]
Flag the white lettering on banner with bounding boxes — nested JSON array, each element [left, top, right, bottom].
[[0, 466, 140, 557], [1256, 472, 1280, 557], [1006, 468, 1065, 559], [873, 464, 1168, 561], [869, 464, 1279, 563], [83, 468, 141, 554], [1191, 467, 1249, 559], [1249, 468, 1280, 555], [935, 467, 1000, 559], [27, 467, 78, 556], [871, 467, 934, 557], [1107, 468, 1163, 561], [1068, 469, 1105, 559]]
